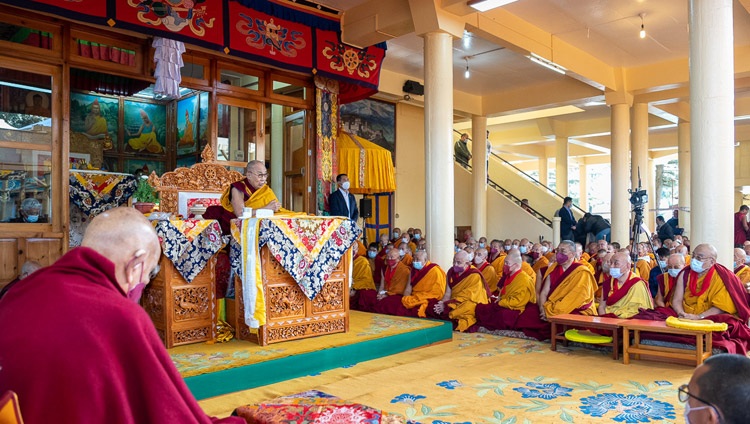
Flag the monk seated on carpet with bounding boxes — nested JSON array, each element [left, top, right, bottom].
[[489, 239, 506, 272], [538, 240, 598, 321], [350, 242, 376, 307], [597, 251, 653, 318], [636, 243, 750, 355], [474, 248, 500, 294], [374, 250, 446, 317], [475, 249, 549, 340], [357, 248, 410, 312], [634, 243, 654, 278], [427, 250, 490, 332], [203, 160, 290, 234], [655, 253, 685, 308], [0, 207, 242, 424], [575, 243, 596, 274]]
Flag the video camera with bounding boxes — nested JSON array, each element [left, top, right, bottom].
[[629, 188, 648, 209]]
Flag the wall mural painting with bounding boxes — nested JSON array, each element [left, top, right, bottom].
[[123, 100, 166, 155], [70, 92, 119, 151], [176, 94, 199, 156], [339, 98, 395, 164]]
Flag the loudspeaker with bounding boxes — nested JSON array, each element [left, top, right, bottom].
[[360, 198, 372, 219], [402, 80, 424, 96]]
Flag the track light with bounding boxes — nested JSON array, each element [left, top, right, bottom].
[[527, 53, 566, 75], [639, 13, 646, 39], [464, 58, 470, 79]]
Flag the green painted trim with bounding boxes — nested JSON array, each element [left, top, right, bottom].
[[186, 319, 453, 400]]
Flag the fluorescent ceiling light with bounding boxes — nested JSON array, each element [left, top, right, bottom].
[[0, 81, 51, 94], [468, 0, 518, 12], [528, 53, 566, 75]]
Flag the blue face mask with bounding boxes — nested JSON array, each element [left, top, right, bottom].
[[519, 246, 527, 254], [609, 267, 623, 278], [26, 215, 39, 223], [367, 251, 377, 259], [479, 242, 485, 248], [413, 234, 421, 240], [413, 261, 423, 270], [690, 259, 705, 273], [667, 268, 680, 278], [658, 260, 667, 269]]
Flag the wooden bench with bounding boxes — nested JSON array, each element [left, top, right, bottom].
[[548, 314, 625, 360], [621, 319, 713, 366]]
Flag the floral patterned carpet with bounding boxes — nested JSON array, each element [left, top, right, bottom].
[[200, 331, 695, 423]]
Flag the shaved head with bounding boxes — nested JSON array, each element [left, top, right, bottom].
[[414, 250, 428, 263], [735, 248, 746, 264], [505, 248, 521, 266]]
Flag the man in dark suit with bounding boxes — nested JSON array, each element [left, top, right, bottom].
[[329, 173, 359, 221], [558, 196, 577, 241]]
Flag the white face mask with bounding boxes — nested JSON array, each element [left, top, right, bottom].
[[690, 259, 705, 273], [609, 267, 623, 279], [474, 256, 483, 265], [668, 268, 680, 278], [399, 250, 406, 258], [340, 181, 350, 190], [467, 253, 474, 261], [683, 403, 712, 424], [541, 246, 549, 253], [504, 245, 512, 251]]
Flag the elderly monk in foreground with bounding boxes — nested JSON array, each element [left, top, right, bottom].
[[0, 207, 243, 424], [636, 243, 750, 354], [538, 240, 598, 320], [357, 248, 410, 312], [476, 249, 549, 339], [375, 250, 446, 317], [734, 247, 750, 284], [427, 250, 490, 332], [598, 252, 653, 318], [474, 248, 500, 293], [204, 160, 289, 234]]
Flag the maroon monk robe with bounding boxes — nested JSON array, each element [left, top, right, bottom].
[[476, 271, 551, 340], [0, 247, 243, 424], [425, 267, 488, 330], [374, 263, 440, 317], [203, 178, 256, 235]]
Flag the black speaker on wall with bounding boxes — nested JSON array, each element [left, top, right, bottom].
[[360, 198, 372, 219], [402, 80, 424, 96]]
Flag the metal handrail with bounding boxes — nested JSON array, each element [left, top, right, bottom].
[[455, 156, 553, 227], [453, 129, 587, 216]]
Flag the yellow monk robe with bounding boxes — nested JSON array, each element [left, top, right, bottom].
[[220, 181, 293, 216], [402, 262, 447, 317], [490, 252, 507, 274], [447, 270, 490, 332], [382, 262, 411, 296], [635, 259, 652, 280], [477, 262, 500, 293], [685, 255, 691, 265], [494, 256, 536, 285], [544, 251, 555, 261], [400, 253, 413, 267], [581, 252, 591, 263], [602, 272, 654, 318], [532, 256, 550, 275], [683, 267, 738, 316], [352, 255, 376, 290], [578, 259, 595, 274], [543, 262, 597, 317], [356, 240, 366, 257], [497, 270, 536, 312], [735, 265, 750, 285]]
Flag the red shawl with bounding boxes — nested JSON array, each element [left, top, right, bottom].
[[657, 273, 677, 304], [547, 262, 582, 293], [602, 273, 646, 304], [411, 262, 439, 285], [447, 267, 491, 299], [0, 247, 242, 424]]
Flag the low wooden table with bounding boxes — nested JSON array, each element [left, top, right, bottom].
[[621, 319, 713, 366], [548, 314, 625, 360]]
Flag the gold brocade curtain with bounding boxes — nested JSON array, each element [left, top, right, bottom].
[[336, 131, 396, 194]]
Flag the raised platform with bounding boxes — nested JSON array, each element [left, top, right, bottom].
[[171, 311, 453, 400]]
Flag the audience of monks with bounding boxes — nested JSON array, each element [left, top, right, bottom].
[[349, 226, 750, 354]]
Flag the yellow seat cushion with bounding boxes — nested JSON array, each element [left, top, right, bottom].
[[564, 328, 613, 344], [0, 391, 23, 424]]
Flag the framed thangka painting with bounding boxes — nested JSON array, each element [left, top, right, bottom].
[[176, 94, 198, 155], [69, 92, 119, 151], [123, 100, 166, 154], [339, 98, 395, 164]]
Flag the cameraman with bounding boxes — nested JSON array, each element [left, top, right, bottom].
[[655, 215, 675, 243], [583, 213, 611, 242]]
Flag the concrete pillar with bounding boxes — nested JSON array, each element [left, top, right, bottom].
[[689, 0, 734, 265], [610, 103, 631, 245], [424, 31, 455, 269], [647, 158, 656, 230], [579, 162, 587, 211], [552, 217, 561, 247], [270, 104, 284, 197], [471, 115, 488, 238], [555, 137, 569, 196], [538, 157, 548, 186], [678, 120, 691, 238], [631, 103, 649, 195]]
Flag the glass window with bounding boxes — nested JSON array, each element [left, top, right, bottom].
[[217, 103, 258, 162], [272, 79, 306, 100], [181, 60, 205, 80], [219, 69, 260, 91], [0, 67, 53, 224]]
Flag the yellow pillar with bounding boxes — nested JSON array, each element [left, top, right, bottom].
[[610, 102, 631, 245], [471, 115, 488, 239], [678, 120, 691, 237], [689, 0, 734, 265], [555, 136, 568, 196]]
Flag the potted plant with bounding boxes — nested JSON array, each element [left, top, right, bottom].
[[132, 177, 158, 214]]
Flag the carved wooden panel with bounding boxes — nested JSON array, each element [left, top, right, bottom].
[[174, 326, 211, 345], [173, 285, 211, 321], [267, 284, 305, 319], [311, 279, 344, 313], [143, 283, 164, 324], [148, 145, 244, 213], [265, 318, 346, 343]]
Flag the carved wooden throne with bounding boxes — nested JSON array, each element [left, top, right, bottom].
[[142, 146, 243, 348]]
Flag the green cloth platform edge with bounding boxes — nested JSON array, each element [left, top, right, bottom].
[[185, 318, 454, 400]]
